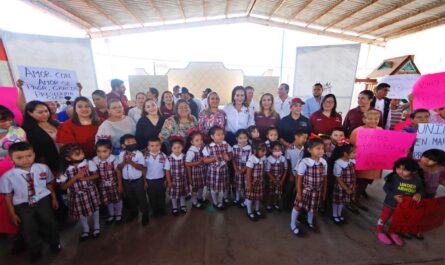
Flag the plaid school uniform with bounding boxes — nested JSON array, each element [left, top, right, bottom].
[[63, 160, 100, 219], [294, 158, 327, 213], [204, 142, 232, 193], [266, 155, 288, 198], [332, 159, 356, 204], [245, 155, 266, 201], [186, 146, 207, 190], [92, 155, 120, 205], [168, 154, 189, 199], [232, 144, 251, 191]]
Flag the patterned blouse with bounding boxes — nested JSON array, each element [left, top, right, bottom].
[[160, 115, 198, 141], [198, 109, 226, 137]]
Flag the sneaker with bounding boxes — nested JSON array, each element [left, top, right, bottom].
[[377, 233, 392, 245], [390, 233, 404, 246]]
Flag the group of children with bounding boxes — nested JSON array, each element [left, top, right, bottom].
[[1, 109, 445, 261]]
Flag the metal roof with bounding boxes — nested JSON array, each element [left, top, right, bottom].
[[25, 0, 445, 46]]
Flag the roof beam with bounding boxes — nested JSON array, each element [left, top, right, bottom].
[[382, 13, 445, 39], [287, 0, 313, 21], [89, 16, 386, 46], [359, 1, 445, 35], [177, 0, 186, 20], [225, 0, 232, 18], [323, 0, 379, 30], [305, 0, 344, 26], [203, 0, 208, 20], [147, 0, 165, 21], [268, 0, 285, 19], [82, 0, 122, 28], [28, 0, 98, 30], [341, 0, 416, 31], [246, 0, 257, 16], [117, 0, 145, 26]]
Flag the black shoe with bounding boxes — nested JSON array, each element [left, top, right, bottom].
[[255, 210, 264, 219], [50, 243, 62, 254], [172, 208, 179, 216], [306, 221, 317, 232], [142, 214, 150, 226], [332, 217, 342, 225], [192, 202, 204, 209], [247, 212, 258, 221], [125, 212, 138, 223], [180, 206, 187, 214], [185, 194, 192, 200], [266, 205, 273, 212], [114, 216, 123, 225], [79, 232, 89, 243], [223, 198, 232, 206], [93, 229, 101, 239], [106, 216, 114, 225], [213, 203, 226, 210]]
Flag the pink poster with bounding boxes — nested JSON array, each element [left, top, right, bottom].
[[355, 128, 417, 170], [412, 71, 445, 110], [0, 86, 22, 125]]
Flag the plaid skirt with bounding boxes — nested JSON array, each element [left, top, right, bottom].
[[332, 184, 353, 204], [191, 165, 207, 190], [208, 164, 228, 192], [98, 179, 120, 205], [245, 180, 264, 201], [68, 185, 100, 219], [234, 172, 245, 191], [268, 179, 282, 198], [170, 176, 190, 199], [294, 187, 322, 213]]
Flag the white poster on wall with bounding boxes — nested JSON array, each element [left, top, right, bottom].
[[380, 74, 419, 99], [293, 44, 361, 116]]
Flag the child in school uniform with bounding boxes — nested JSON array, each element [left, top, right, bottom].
[[290, 138, 327, 235], [144, 137, 169, 218], [265, 127, 279, 151], [247, 125, 261, 144], [203, 125, 232, 210], [377, 157, 424, 246], [117, 134, 149, 226], [320, 134, 333, 160], [265, 141, 288, 212], [330, 142, 356, 225], [185, 131, 207, 209], [59, 144, 101, 242], [92, 139, 123, 224], [0, 142, 61, 261], [245, 141, 267, 221], [283, 130, 308, 210], [231, 129, 251, 207], [166, 138, 189, 215]]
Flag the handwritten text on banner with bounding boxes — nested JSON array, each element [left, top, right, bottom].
[[380, 74, 419, 99], [412, 71, 445, 110]]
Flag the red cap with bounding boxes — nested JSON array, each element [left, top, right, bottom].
[[291, 98, 305, 105]]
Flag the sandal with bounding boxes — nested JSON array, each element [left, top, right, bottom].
[[247, 212, 258, 221], [172, 208, 179, 216], [93, 229, 100, 239], [79, 232, 89, 243]]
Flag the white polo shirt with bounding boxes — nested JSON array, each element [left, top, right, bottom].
[[275, 96, 292, 118], [118, 150, 145, 180], [144, 152, 170, 180], [0, 163, 54, 206], [285, 145, 305, 174], [223, 104, 254, 133]]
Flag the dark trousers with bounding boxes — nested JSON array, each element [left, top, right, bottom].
[[147, 178, 166, 216], [14, 195, 59, 253], [282, 175, 295, 211], [123, 178, 149, 216]]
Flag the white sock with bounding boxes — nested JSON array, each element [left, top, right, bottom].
[[197, 189, 204, 200], [290, 209, 299, 230], [236, 191, 240, 201], [245, 199, 253, 214], [80, 215, 89, 233], [332, 203, 339, 217], [107, 204, 115, 217], [93, 210, 100, 230], [114, 200, 123, 218], [211, 191, 218, 205], [338, 204, 344, 217], [192, 193, 198, 204], [308, 211, 314, 225], [171, 198, 178, 209], [255, 200, 260, 211], [180, 196, 186, 207]]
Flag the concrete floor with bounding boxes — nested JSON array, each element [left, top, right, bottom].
[[1, 179, 445, 265]]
